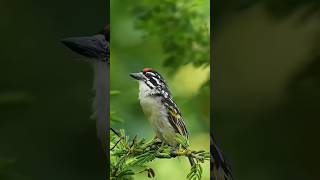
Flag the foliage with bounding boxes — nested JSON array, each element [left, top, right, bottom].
[[131, 0, 210, 71], [110, 87, 209, 179], [110, 90, 124, 124], [110, 0, 210, 179], [110, 128, 210, 180]]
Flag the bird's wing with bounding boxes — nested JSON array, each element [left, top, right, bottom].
[[161, 95, 189, 139]]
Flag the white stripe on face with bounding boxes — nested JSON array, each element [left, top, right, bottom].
[[152, 77, 160, 85], [146, 72, 155, 76], [146, 80, 155, 89]]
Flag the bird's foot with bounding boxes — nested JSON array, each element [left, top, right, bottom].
[[171, 146, 191, 156]]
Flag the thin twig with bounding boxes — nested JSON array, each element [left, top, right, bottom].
[[110, 138, 122, 150], [110, 127, 121, 137], [130, 135, 137, 149]]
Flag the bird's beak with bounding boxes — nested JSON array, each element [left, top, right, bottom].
[[130, 72, 144, 80], [61, 34, 107, 59]]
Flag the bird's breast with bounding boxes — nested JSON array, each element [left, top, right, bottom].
[[139, 96, 177, 146], [139, 96, 165, 121]]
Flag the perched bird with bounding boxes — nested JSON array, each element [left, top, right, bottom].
[[130, 68, 195, 166], [211, 135, 233, 180], [61, 25, 110, 151], [130, 68, 233, 179]]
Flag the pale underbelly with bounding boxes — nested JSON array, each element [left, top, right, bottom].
[[140, 98, 177, 146], [149, 112, 177, 146]]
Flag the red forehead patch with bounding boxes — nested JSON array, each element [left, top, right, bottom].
[[143, 68, 153, 72]]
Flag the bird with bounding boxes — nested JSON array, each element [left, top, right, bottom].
[[61, 25, 110, 151], [130, 68, 195, 166]]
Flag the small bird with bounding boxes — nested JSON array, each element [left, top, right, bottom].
[[130, 68, 195, 166], [61, 25, 110, 151]]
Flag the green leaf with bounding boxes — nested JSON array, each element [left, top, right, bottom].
[[110, 90, 121, 96], [175, 133, 190, 148]]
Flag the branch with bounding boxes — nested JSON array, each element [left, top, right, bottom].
[[110, 128, 210, 180]]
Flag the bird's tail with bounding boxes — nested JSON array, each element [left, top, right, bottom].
[[211, 136, 233, 180]]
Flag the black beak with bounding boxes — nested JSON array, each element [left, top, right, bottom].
[[130, 72, 144, 80], [61, 34, 108, 60]]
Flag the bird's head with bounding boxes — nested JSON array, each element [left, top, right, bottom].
[[61, 25, 109, 62], [130, 68, 171, 97]]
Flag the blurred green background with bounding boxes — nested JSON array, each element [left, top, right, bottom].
[[0, 0, 107, 179], [214, 1, 320, 180], [110, 0, 210, 179], [2, 0, 320, 180]]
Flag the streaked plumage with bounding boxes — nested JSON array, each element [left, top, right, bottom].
[[132, 69, 188, 145], [130, 68, 194, 166], [131, 68, 234, 176]]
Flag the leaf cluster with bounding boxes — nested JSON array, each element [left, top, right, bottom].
[[131, 0, 210, 70], [110, 128, 210, 180]]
